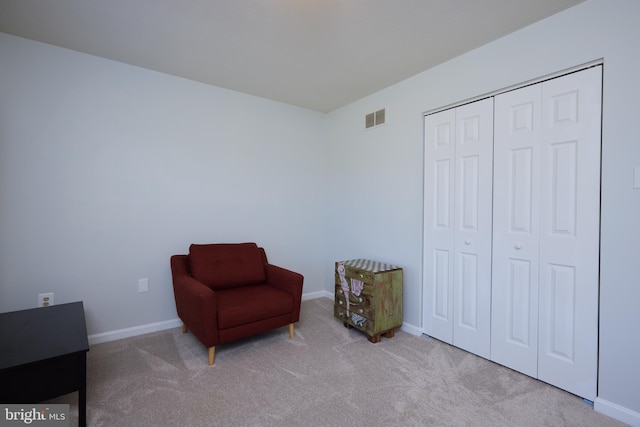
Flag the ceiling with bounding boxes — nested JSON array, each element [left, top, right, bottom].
[[0, 0, 585, 112]]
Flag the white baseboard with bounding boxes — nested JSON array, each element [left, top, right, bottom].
[[302, 290, 333, 300], [400, 322, 422, 336], [595, 397, 640, 426], [88, 291, 420, 345], [88, 318, 182, 345], [89, 290, 331, 345]]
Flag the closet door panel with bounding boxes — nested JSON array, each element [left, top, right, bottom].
[[491, 84, 542, 377], [423, 110, 456, 343], [537, 67, 601, 400], [452, 98, 493, 359]]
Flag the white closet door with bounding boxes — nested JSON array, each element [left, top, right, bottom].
[[491, 84, 542, 378], [452, 99, 494, 359], [423, 108, 456, 344], [537, 67, 601, 400]]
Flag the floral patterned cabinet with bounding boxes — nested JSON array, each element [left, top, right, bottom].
[[334, 259, 403, 343]]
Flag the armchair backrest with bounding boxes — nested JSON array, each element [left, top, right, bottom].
[[188, 243, 266, 290]]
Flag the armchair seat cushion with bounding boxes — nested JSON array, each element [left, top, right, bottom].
[[216, 285, 293, 329]]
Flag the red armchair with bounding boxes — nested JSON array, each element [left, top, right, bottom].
[[170, 243, 304, 365]]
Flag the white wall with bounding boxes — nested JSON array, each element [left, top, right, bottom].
[[0, 33, 327, 337], [326, 0, 640, 422]]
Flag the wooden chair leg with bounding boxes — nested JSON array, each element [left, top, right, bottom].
[[208, 346, 215, 366], [289, 323, 294, 339], [182, 324, 188, 334]]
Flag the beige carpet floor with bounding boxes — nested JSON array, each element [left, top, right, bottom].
[[50, 298, 624, 426]]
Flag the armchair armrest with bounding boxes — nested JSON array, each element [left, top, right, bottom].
[[264, 264, 304, 323], [170, 255, 219, 347]]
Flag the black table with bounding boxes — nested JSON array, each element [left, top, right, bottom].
[[0, 301, 89, 427]]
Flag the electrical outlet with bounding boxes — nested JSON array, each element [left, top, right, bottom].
[[38, 293, 54, 307], [138, 278, 149, 293]]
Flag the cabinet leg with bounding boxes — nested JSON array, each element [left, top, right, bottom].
[[383, 329, 395, 338], [343, 322, 353, 329], [368, 334, 382, 343]]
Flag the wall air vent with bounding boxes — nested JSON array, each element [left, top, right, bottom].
[[365, 108, 386, 129]]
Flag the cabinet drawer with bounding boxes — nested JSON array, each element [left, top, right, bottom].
[[334, 275, 374, 296], [334, 304, 374, 336], [334, 284, 374, 319], [338, 266, 375, 285]]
